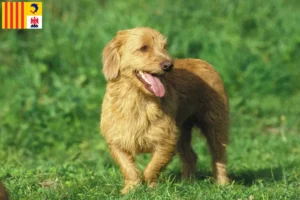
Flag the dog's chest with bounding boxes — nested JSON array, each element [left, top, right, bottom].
[[108, 98, 176, 154]]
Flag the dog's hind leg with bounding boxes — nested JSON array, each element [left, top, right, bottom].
[[177, 120, 197, 179], [198, 110, 229, 184], [108, 145, 141, 194]]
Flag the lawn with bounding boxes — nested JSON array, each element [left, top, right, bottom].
[[0, 0, 299, 199]]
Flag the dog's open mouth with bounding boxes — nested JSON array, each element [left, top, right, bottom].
[[135, 71, 165, 97]]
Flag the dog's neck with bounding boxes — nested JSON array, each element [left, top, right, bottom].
[[107, 77, 161, 107], [105, 76, 179, 126], [105, 78, 168, 124]]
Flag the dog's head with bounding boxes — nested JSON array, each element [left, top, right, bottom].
[[102, 27, 173, 97]]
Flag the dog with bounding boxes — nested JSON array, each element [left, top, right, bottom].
[[100, 27, 229, 194]]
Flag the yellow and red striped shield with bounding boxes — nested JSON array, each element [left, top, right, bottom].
[[2, 2, 42, 29]]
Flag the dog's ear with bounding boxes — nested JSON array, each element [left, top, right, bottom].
[[102, 31, 127, 81]]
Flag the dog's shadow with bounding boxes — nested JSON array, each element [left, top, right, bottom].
[[164, 166, 287, 186], [229, 166, 285, 186]]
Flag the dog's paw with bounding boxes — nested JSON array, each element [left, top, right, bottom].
[[147, 181, 157, 188], [121, 180, 141, 194], [181, 171, 196, 181], [217, 176, 230, 185]]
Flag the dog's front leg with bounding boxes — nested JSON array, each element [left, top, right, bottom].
[[143, 145, 175, 187], [108, 145, 141, 194]]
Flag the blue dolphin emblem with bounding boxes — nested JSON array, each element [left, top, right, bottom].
[[30, 3, 39, 14]]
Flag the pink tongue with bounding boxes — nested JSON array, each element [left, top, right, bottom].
[[144, 73, 165, 97]]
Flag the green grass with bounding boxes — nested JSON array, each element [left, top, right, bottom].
[[0, 0, 300, 199]]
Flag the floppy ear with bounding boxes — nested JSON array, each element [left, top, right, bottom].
[[102, 31, 127, 81]]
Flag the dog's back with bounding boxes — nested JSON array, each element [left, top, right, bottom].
[[164, 59, 229, 126]]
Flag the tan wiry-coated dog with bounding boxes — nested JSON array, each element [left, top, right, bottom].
[[101, 27, 229, 194]]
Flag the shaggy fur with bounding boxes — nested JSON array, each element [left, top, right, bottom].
[[100, 27, 229, 194]]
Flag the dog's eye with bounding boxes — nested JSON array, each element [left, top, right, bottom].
[[140, 45, 148, 52]]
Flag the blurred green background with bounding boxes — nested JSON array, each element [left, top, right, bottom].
[[0, 0, 299, 199]]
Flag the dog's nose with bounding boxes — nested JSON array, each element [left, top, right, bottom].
[[160, 60, 174, 72]]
